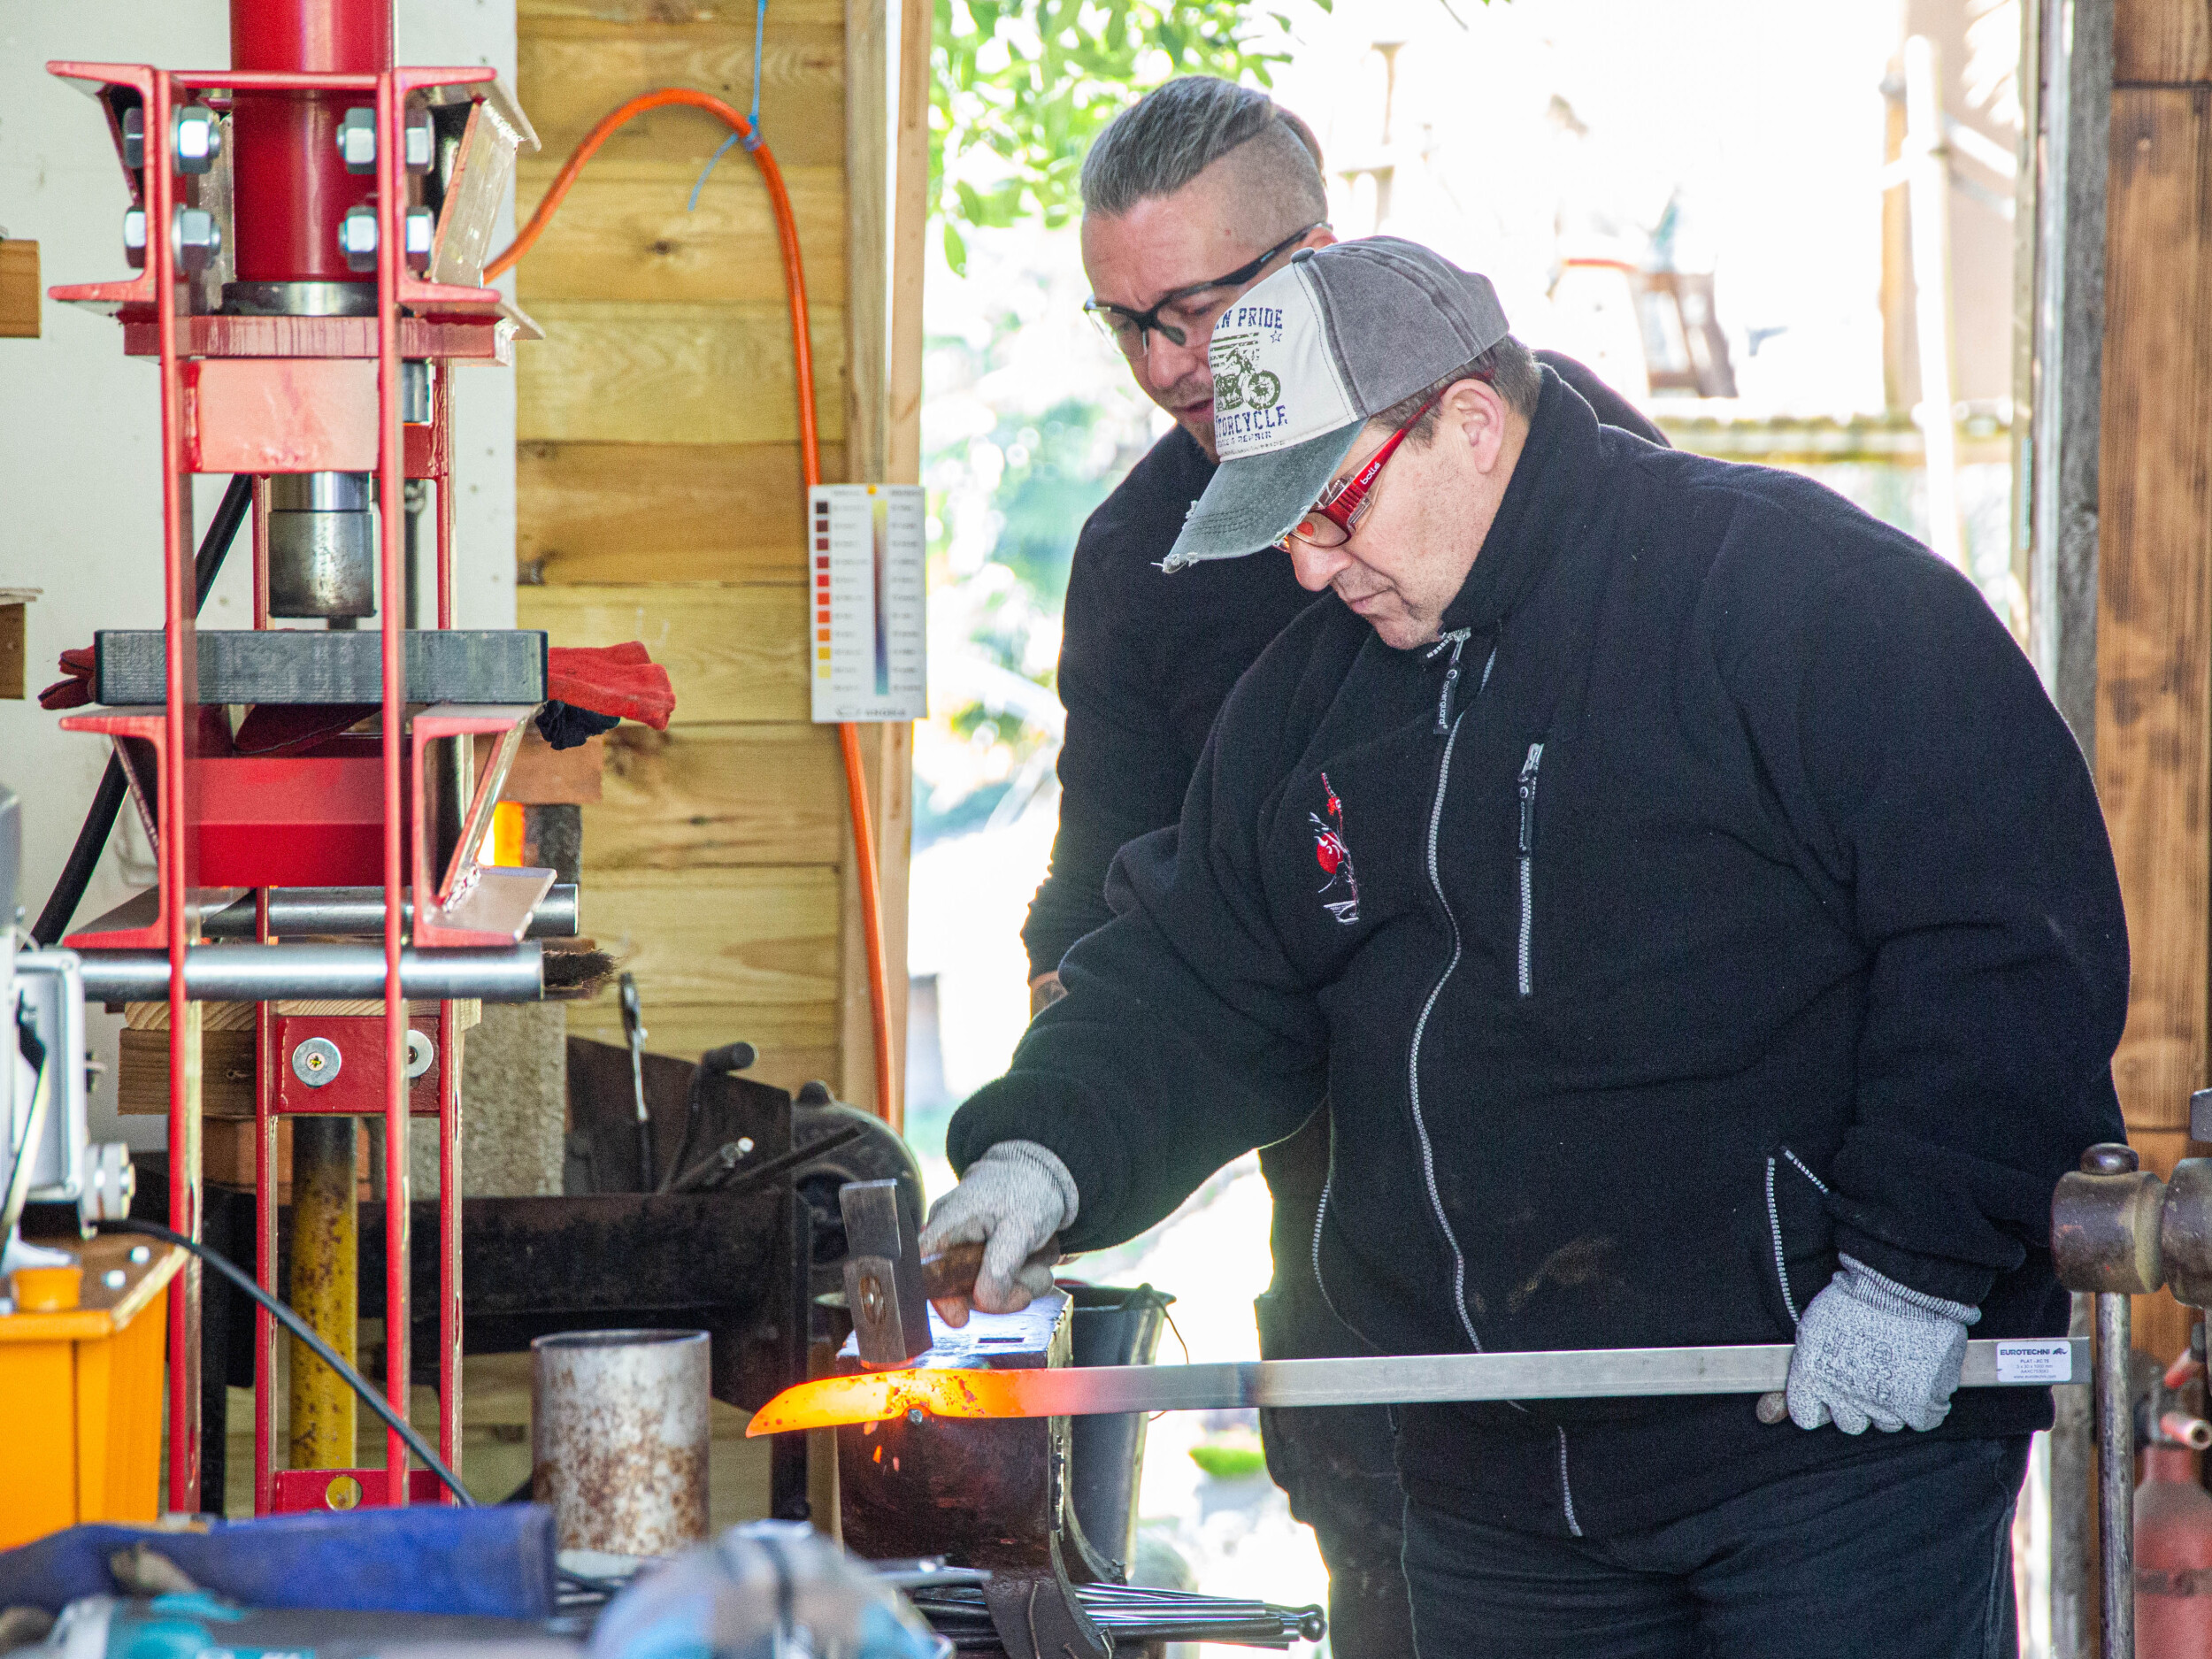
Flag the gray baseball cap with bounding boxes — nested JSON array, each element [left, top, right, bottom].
[[1164, 236, 1510, 570]]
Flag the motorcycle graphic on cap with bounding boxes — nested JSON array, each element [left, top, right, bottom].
[[1211, 341, 1282, 414]]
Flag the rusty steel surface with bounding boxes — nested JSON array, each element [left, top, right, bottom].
[[533, 1328, 710, 1555], [288, 1115, 357, 1470], [2098, 1290, 2134, 1659], [564, 1036, 792, 1195], [835, 1294, 1071, 1571], [356, 1192, 783, 1318], [2053, 1144, 2170, 1295], [2164, 1159, 2212, 1310]]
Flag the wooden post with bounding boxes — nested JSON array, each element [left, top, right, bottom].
[[1903, 35, 1966, 572], [846, 0, 889, 488], [833, 0, 914, 1125], [2098, 0, 2212, 1378], [887, 0, 928, 489]]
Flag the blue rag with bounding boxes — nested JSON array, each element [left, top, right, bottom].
[[0, 1505, 557, 1618]]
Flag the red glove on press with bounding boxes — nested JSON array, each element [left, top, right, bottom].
[[546, 642, 674, 729], [39, 647, 95, 710]]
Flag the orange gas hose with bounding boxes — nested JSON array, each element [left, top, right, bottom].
[[488, 89, 897, 1125]]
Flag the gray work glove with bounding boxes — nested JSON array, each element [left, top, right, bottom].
[[1786, 1254, 1979, 1434], [918, 1141, 1077, 1325]]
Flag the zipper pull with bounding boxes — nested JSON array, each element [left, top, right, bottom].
[[1517, 742, 1544, 855], [1431, 630, 1471, 733]]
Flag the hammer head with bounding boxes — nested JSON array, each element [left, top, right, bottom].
[[841, 1178, 934, 1369]]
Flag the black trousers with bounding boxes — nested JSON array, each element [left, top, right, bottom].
[[1400, 1434, 2031, 1658], [1256, 1105, 1417, 1657]]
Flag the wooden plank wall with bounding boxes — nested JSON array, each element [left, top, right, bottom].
[[514, 0, 908, 1113], [2098, 0, 2212, 1362]]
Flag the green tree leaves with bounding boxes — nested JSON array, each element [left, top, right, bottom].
[[932, 0, 1317, 272]]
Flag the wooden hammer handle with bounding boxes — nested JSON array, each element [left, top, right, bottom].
[[916, 1235, 1061, 1302]]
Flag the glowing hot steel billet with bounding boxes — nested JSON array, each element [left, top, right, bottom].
[[743, 1337, 2085, 1436]]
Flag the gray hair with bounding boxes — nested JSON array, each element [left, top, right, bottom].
[[1372, 337, 1545, 438], [1080, 76, 1327, 225]]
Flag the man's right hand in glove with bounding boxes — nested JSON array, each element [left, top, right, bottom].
[[918, 1141, 1078, 1327]]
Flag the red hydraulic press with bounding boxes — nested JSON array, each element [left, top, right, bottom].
[[43, 0, 556, 1516]]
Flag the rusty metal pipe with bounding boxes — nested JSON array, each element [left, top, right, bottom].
[[532, 1328, 710, 1555], [2098, 1288, 2133, 1659], [288, 1115, 358, 1469]]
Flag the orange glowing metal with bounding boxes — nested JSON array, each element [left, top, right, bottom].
[[745, 1340, 2087, 1436], [745, 1367, 1033, 1436]]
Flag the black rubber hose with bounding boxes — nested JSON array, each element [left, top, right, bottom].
[[93, 1216, 474, 1507], [30, 473, 255, 946]]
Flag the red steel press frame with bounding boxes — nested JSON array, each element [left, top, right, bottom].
[[48, 4, 538, 1512]]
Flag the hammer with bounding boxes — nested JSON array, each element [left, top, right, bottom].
[[839, 1179, 1059, 1368]]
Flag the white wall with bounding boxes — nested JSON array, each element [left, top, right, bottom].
[[0, 0, 518, 1149]]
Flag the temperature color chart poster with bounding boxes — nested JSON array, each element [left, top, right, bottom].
[[808, 484, 927, 723]]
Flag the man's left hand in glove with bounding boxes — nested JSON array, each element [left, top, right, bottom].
[[1785, 1254, 1981, 1434]]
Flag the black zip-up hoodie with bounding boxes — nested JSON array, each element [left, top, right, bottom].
[[949, 369, 2129, 1538], [1022, 352, 1663, 980]]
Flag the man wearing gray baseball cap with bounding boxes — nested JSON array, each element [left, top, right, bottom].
[[924, 236, 2126, 1654]]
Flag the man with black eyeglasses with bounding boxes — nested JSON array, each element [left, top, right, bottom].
[[1017, 76, 1660, 1653]]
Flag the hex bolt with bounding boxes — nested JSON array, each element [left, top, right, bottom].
[[172, 207, 221, 275], [291, 1036, 343, 1088], [128, 1245, 150, 1264], [122, 207, 147, 270], [404, 1028, 436, 1081], [404, 206, 435, 273], [103, 1269, 127, 1291], [120, 107, 145, 172], [404, 107, 436, 172], [338, 205, 379, 273], [336, 106, 377, 174], [173, 105, 222, 174]]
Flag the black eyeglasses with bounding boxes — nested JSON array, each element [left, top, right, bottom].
[[1083, 223, 1324, 359]]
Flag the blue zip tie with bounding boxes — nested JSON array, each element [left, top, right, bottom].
[[745, 0, 768, 145], [687, 0, 768, 210]]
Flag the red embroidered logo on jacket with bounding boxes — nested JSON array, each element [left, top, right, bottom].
[[1310, 773, 1361, 925]]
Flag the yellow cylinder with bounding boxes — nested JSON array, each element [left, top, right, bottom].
[[288, 1116, 357, 1468]]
